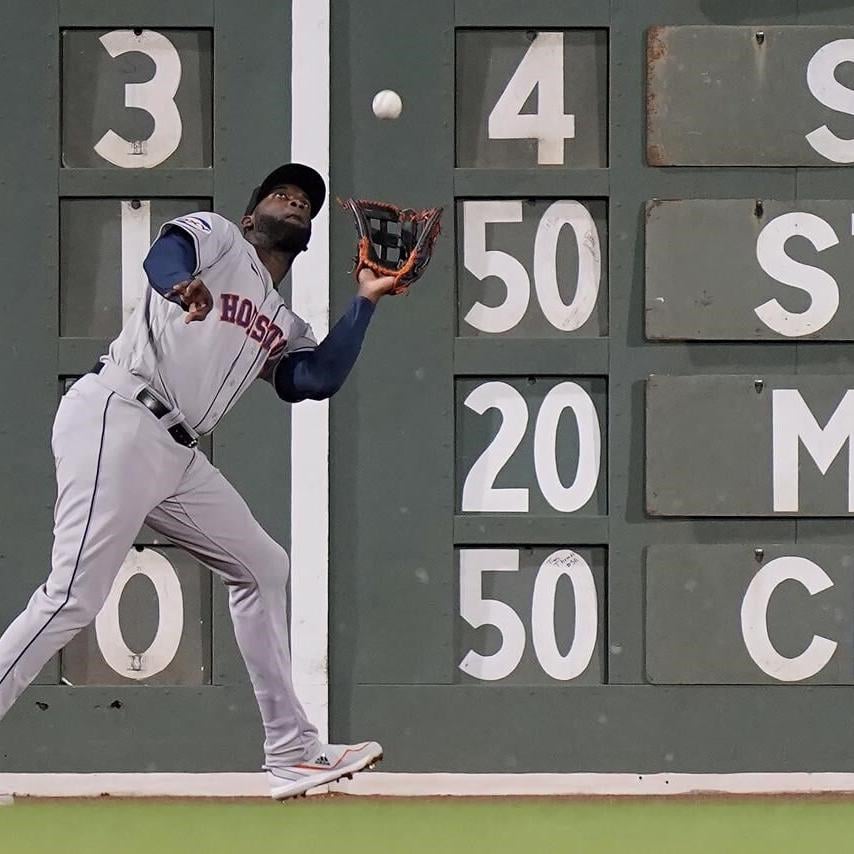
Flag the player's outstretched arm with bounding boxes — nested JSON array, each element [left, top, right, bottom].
[[354, 267, 397, 303], [271, 269, 396, 402]]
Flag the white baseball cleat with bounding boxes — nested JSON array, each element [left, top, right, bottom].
[[267, 741, 383, 801]]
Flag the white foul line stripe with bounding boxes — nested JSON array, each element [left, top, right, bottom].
[[289, 0, 331, 741]]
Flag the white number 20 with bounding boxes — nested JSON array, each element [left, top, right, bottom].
[[463, 200, 602, 334], [488, 32, 575, 165], [461, 381, 601, 513], [95, 29, 183, 168], [459, 548, 598, 681]]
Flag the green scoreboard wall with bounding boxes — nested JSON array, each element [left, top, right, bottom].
[[329, 0, 854, 774], [5, 0, 854, 774]]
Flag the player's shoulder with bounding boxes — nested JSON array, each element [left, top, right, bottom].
[[170, 211, 239, 239]]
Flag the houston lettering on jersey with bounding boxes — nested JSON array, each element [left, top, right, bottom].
[[220, 293, 285, 351]]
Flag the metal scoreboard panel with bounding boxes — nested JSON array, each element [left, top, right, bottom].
[[455, 547, 606, 686], [647, 374, 854, 517], [646, 545, 854, 685], [457, 198, 608, 339], [0, 0, 298, 772], [646, 199, 854, 341], [455, 29, 608, 169], [61, 29, 213, 169], [647, 26, 854, 166], [455, 377, 607, 517]]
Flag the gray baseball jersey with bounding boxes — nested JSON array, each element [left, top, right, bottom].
[[0, 210, 327, 773], [108, 212, 318, 435]]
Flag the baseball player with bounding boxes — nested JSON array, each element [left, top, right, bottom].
[[0, 163, 390, 800]]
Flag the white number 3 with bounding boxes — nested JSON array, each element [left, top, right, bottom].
[[95, 29, 183, 169], [488, 32, 575, 165]]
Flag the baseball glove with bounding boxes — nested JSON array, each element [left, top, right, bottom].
[[341, 198, 443, 294]]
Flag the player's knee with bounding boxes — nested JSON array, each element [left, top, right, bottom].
[[252, 544, 290, 594]]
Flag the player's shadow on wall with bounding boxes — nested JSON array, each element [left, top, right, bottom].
[[700, 0, 854, 22]]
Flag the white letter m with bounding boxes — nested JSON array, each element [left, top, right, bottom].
[[773, 389, 854, 512]]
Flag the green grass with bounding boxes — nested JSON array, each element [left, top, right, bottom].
[[2, 796, 854, 854]]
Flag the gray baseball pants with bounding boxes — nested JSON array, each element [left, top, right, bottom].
[[0, 368, 318, 768]]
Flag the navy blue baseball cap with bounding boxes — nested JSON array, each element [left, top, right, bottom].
[[245, 163, 326, 218]]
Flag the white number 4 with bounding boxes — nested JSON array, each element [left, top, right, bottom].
[[488, 32, 575, 165]]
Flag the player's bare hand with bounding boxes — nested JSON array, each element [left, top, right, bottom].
[[171, 278, 213, 323], [357, 267, 397, 303]]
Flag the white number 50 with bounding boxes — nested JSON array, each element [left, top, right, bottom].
[[459, 548, 598, 681], [463, 200, 601, 334]]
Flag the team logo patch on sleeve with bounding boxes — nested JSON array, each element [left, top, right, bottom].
[[177, 215, 212, 233]]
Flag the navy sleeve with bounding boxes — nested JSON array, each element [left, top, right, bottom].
[[142, 229, 198, 301], [274, 296, 376, 402]]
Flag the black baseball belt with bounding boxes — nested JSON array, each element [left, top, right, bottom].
[[90, 362, 198, 449]]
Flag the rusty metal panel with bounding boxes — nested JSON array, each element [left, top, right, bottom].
[[646, 199, 854, 340], [647, 374, 854, 516], [647, 26, 854, 166], [647, 545, 854, 684]]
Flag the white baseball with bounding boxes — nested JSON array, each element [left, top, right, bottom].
[[372, 89, 403, 120]]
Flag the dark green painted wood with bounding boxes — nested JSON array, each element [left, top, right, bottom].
[[58, 338, 112, 374], [0, 4, 60, 648], [209, 0, 293, 688], [455, 0, 611, 28], [61, 548, 212, 687], [329, 0, 456, 696], [454, 515, 609, 545], [454, 339, 609, 375], [59, 169, 214, 197], [0, 0, 296, 771], [330, 0, 854, 773], [454, 168, 610, 197], [456, 29, 608, 169], [0, 686, 260, 771], [346, 683, 854, 772], [59, 0, 213, 27]]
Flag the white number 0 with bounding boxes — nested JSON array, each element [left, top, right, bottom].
[[95, 549, 184, 680], [95, 30, 183, 168]]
